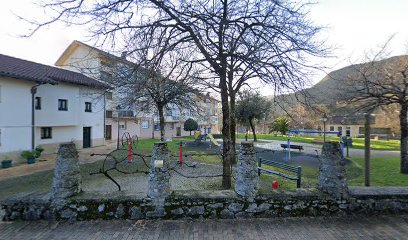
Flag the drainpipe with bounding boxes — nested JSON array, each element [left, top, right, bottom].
[[103, 92, 106, 143], [31, 84, 41, 150]]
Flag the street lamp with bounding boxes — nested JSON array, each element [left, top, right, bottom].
[[322, 113, 328, 142], [116, 105, 121, 150]]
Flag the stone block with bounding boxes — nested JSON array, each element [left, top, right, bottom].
[[235, 142, 259, 199]]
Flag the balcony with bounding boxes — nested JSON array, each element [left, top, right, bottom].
[[118, 110, 134, 118]]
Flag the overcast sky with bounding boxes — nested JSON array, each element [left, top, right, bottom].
[[1, 0, 407, 86]]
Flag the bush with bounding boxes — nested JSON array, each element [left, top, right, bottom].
[[21, 146, 44, 159], [21, 150, 35, 159], [34, 146, 44, 158]]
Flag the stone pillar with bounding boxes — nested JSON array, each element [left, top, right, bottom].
[[148, 142, 171, 199], [235, 142, 258, 200], [317, 142, 348, 198], [51, 143, 82, 204]]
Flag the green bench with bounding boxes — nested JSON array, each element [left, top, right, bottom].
[[257, 158, 302, 188]]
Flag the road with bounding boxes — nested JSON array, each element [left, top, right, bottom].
[[254, 139, 400, 158]]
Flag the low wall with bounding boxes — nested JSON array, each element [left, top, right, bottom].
[[2, 187, 408, 221]]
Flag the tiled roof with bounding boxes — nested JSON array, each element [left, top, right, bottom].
[[0, 53, 108, 88], [327, 115, 375, 125]]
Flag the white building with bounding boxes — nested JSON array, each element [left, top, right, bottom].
[[0, 53, 108, 163], [55, 40, 220, 140]]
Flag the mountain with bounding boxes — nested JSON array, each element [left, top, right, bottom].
[[304, 55, 408, 106]]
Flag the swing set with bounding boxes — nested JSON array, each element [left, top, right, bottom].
[[284, 129, 344, 162]]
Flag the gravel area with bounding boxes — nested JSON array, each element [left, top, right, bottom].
[[82, 160, 227, 194]]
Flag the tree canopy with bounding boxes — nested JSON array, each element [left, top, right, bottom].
[[270, 117, 290, 136], [184, 118, 198, 135], [236, 91, 271, 141]]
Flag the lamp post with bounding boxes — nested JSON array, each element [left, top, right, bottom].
[[323, 113, 328, 142], [116, 105, 121, 150]]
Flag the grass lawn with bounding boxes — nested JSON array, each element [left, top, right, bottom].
[[347, 156, 408, 186], [237, 133, 401, 151], [133, 138, 189, 153]]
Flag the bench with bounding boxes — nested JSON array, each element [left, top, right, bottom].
[[280, 144, 304, 151], [257, 158, 302, 188]]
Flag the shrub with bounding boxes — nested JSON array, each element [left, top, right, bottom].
[[183, 118, 199, 135]]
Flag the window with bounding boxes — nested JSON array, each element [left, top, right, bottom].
[[35, 97, 41, 110], [58, 99, 68, 111], [141, 121, 149, 129], [329, 126, 334, 131], [106, 92, 113, 100], [154, 123, 160, 131], [119, 122, 126, 130], [346, 127, 351, 137], [85, 102, 92, 112], [106, 110, 113, 118], [338, 126, 343, 132], [41, 127, 52, 139], [118, 110, 134, 118]]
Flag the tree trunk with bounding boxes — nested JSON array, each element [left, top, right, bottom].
[[400, 102, 408, 173], [249, 118, 257, 142], [364, 112, 371, 186], [220, 75, 232, 189], [229, 83, 237, 164], [158, 104, 165, 141], [189, 131, 191, 136]]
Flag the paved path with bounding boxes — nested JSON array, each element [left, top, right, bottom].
[[255, 139, 400, 158], [1, 215, 408, 239], [0, 142, 117, 181]]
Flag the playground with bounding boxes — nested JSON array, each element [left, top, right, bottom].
[[0, 130, 407, 201]]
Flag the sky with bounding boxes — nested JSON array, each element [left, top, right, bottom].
[[1, 0, 408, 87]]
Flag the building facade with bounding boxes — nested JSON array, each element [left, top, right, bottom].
[[55, 40, 220, 141], [316, 115, 392, 139], [0, 54, 107, 162]]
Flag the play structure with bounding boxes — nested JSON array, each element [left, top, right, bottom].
[[284, 129, 344, 162], [193, 132, 220, 147]]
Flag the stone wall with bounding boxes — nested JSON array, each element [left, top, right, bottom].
[[317, 142, 348, 199], [50, 143, 82, 206], [2, 188, 408, 221], [235, 142, 259, 200], [147, 142, 171, 199]]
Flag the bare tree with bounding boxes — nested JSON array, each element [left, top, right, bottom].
[[111, 30, 200, 141], [27, 0, 328, 189], [343, 39, 408, 174]]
